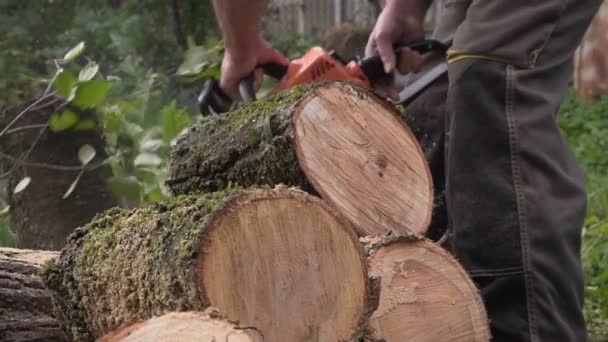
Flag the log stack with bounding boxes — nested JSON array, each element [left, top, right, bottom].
[[167, 82, 433, 236], [8, 82, 489, 341]]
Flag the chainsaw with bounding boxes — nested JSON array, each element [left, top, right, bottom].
[[198, 39, 449, 115]]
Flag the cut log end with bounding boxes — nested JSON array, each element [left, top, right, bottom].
[[293, 82, 433, 237], [99, 311, 264, 342], [199, 187, 369, 342], [367, 238, 490, 342], [46, 187, 370, 341]]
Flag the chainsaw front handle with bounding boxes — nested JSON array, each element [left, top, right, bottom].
[[198, 63, 288, 116]]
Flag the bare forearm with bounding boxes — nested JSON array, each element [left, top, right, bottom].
[[384, 0, 432, 24], [212, 0, 265, 53]]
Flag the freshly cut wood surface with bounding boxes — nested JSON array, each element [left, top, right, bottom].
[[44, 187, 369, 341], [100, 310, 264, 342], [0, 247, 67, 342], [168, 82, 433, 237], [293, 83, 433, 236], [364, 236, 490, 342], [199, 187, 369, 342]]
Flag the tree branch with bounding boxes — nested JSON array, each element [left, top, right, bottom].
[[171, 0, 188, 49]]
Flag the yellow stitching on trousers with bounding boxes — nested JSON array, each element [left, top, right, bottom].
[[446, 49, 533, 68]]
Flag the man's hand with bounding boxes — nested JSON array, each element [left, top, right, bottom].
[[365, 0, 430, 99], [366, 0, 428, 74], [212, 0, 288, 100], [221, 38, 288, 100]]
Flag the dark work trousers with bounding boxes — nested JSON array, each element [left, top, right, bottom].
[[402, 0, 603, 341]]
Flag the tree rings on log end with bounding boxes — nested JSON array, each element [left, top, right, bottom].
[[99, 310, 264, 342], [293, 82, 433, 237], [199, 187, 369, 342], [367, 238, 490, 341]]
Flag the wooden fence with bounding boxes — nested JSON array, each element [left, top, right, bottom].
[[263, 0, 442, 38], [263, 0, 379, 37]]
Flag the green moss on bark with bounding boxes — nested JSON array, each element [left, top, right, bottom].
[[41, 189, 241, 341], [167, 84, 315, 195]]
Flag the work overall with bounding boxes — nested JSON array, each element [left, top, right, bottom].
[[402, 1, 603, 340]]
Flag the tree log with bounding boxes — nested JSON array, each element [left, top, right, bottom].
[[362, 235, 490, 342], [168, 82, 433, 236], [99, 309, 264, 342], [43, 187, 370, 341], [0, 247, 67, 342]]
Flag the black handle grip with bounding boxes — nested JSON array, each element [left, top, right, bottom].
[[394, 40, 448, 56], [198, 62, 288, 115], [236, 63, 288, 104], [198, 79, 232, 116], [238, 74, 257, 103], [262, 63, 288, 80], [359, 39, 448, 81]]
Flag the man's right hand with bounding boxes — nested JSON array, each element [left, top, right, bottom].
[[365, 0, 428, 75], [220, 37, 288, 100]]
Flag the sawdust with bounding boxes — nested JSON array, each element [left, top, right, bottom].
[[371, 259, 420, 317]]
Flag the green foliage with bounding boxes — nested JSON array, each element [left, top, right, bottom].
[[73, 80, 113, 108], [0, 215, 16, 247], [176, 39, 223, 83], [50, 110, 79, 132], [559, 90, 608, 177], [559, 91, 608, 339], [161, 101, 192, 142], [54, 70, 78, 98]]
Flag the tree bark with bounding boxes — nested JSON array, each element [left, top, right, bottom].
[[43, 187, 370, 342], [100, 310, 264, 342], [1, 97, 117, 250], [168, 82, 433, 237], [362, 235, 490, 342], [0, 247, 67, 342]]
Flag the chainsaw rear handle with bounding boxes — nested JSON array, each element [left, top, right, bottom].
[[359, 39, 449, 81], [198, 63, 288, 115]]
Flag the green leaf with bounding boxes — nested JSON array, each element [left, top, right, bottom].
[[141, 139, 166, 153], [175, 42, 223, 82], [54, 70, 77, 98], [74, 119, 96, 130], [79, 62, 99, 81], [160, 101, 191, 142], [50, 110, 79, 132], [63, 173, 82, 199], [63, 41, 85, 63], [134, 152, 162, 167], [13, 177, 31, 194], [176, 44, 222, 77], [145, 187, 166, 203], [108, 176, 141, 201], [73, 80, 112, 109], [78, 144, 96, 166], [104, 111, 125, 132]]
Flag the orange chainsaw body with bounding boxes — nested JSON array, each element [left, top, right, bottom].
[[273, 47, 371, 91]]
